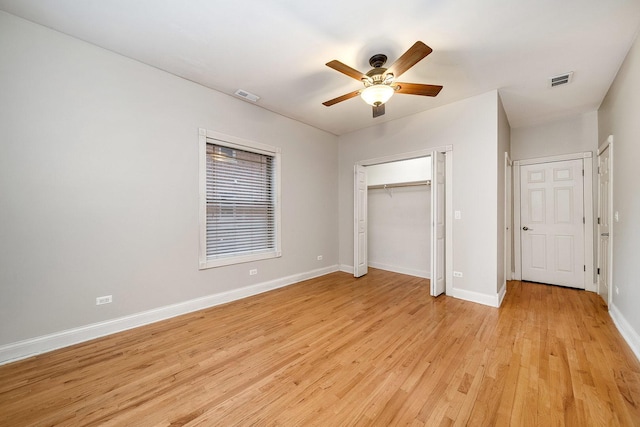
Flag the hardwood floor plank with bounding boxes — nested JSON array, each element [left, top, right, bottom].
[[1, 270, 639, 426]]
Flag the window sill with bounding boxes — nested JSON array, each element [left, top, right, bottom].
[[199, 250, 282, 270]]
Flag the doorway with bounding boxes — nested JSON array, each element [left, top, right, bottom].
[[513, 152, 594, 290], [353, 147, 451, 297], [367, 157, 432, 279]]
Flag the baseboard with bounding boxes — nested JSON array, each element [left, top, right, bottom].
[[609, 302, 640, 362], [368, 261, 430, 279], [339, 264, 353, 274], [451, 286, 501, 308], [497, 281, 507, 307], [0, 265, 339, 366]]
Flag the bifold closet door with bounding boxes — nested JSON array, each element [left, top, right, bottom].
[[431, 151, 445, 296], [354, 165, 368, 277]]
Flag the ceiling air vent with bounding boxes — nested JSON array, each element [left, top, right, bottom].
[[549, 72, 573, 88], [234, 89, 260, 102]]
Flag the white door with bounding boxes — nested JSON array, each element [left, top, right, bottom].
[[520, 159, 585, 288], [431, 151, 445, 296], [597, 146, 611, 304], [354, 165, 368, 277]]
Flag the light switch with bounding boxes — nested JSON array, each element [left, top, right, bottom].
[[615, 211, 620, 222], [455, 211, 461, 220]]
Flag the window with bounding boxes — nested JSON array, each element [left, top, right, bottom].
[[199, 129, 281, 269]]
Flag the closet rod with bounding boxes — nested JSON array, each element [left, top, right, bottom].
[[367, 180, 431, 190]]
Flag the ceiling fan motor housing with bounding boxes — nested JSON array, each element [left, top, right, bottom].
[[365, 67, 389, 85], [369, 53, 388, 68], [365, 54, 394, 86]]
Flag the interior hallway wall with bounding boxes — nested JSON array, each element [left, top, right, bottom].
[[598, 32, 640, 359], [511, 112, 598, 160], [510, 111, 599, 287]]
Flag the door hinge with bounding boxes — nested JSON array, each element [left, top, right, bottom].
[[582, 169, 584, 176], [583, 217, 585, 224], [597, 267, 600, 275], [598, 217, 601, 225], [584, 265, 586, 272], [597, 166, 600, 174]]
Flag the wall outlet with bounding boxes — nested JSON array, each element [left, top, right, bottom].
[[249, 269, 258, 276], [317, 255, 323, 261], [453, 271, 463, 278], [96, 295, 112, 305]]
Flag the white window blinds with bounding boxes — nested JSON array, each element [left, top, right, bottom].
[[204, 141, 277, 263]]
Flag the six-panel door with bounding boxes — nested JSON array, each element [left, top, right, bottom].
[[520, 159, 585, 289]]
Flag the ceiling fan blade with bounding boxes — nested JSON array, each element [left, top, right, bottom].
[[372, 104, 385, 118], [387, 41, 433, 78], [326, 60, 367, 81], [395, 82, 443, 97], [322, 89, 361, 106]]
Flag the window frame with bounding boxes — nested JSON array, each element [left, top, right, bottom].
[[198, 128, 282, 269]]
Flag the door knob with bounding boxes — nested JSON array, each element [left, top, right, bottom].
[[522, 226, 530, 231]]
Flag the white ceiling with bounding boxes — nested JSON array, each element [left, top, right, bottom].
[[1, 0, 639, 135]]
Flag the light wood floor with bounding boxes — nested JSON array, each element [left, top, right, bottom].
[[1, 269, 639, 426]]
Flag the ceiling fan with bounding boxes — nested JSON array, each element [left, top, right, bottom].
[[323, 41, 443, 118]]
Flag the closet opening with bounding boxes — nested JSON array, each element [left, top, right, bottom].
[[367, 158, 432, 280], [354, 148, 450, 296]]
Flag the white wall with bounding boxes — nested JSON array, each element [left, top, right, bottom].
[[367, 157, 431, 186], [598, 32, 640, 359], [339, 91, 502, 306], [0, 12, 339, 351], [368, 186, 431, 278], [511, 112, 598, 160]]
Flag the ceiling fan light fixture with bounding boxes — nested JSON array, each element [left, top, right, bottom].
[[323, 41, 440, 116], [360, 84, 394, 106]]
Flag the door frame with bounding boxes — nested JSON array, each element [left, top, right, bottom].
[[513, 151, 595, 292], [355, 145, 453, 295], [504, 153, 513, 281], [597, 135, 614, 306]]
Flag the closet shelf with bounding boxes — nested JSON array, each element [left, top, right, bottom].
[[367, 180, 431, 190]]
